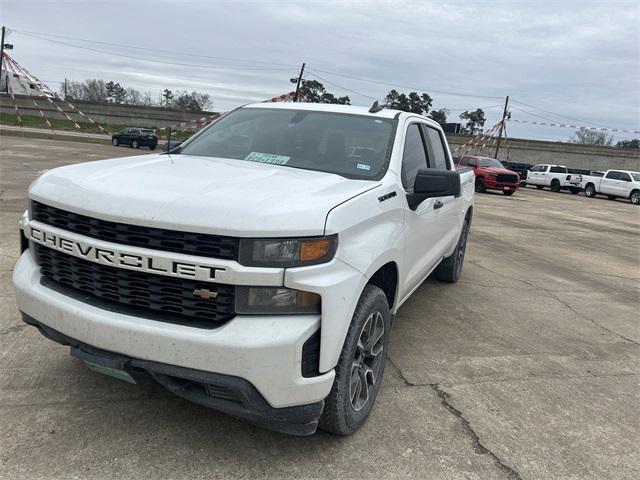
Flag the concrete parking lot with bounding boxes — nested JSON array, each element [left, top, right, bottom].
[[1, 136, 638, 480]]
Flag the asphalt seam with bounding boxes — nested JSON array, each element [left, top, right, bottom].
[[387, 357, 522, 480]]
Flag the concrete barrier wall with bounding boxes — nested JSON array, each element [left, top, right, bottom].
[[0, 94, 214, 128], [1, 93, 638, 171], [446, 134, 640, 171]]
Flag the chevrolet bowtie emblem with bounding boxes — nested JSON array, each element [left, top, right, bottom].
[[193, 288, 218, 299]]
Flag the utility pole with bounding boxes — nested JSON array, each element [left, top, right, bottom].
[[0, 27, 6, 93], [494, 95, 509, 159], [293, 62, 305, 102], [64, 78, 67, 99], [0, 26, 14, 93]]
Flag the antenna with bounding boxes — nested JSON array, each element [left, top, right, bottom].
[[369, 101, 383, 113]]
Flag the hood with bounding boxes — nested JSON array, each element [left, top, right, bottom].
[[29, 154, 379, 236], [479, 166, 518, 176]]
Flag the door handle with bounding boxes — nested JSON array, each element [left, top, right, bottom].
[[434, 200, 444, 210]]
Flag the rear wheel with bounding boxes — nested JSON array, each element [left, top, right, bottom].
[[569, 187, 580, 194], [475, 178, 486, 193], [631, 190, 640, 205], [435, 214, 470, 283], [550, 179, 561, 192], [319, 285, 390, 436], [112, 138, 119, 146], [149, 144, 157, 151], [607, 195, 616, 201], [503, 190, 515, 196], [585, 184, 596, 197], [536, 185, 544, 190], [131, 140, 139, 149]]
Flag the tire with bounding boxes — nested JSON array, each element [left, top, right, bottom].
[[550, 179, 561, 192], [503, 190, 515, 196], [520, 181, 527, 188], [149, 144, 157, 151], [434, 213, 470, 283], [112, 138, 119, 146], [569, 187, 580, 194], [607, 195, 616, 201], [319, 285, 391, 436], [131, 140, 139, 149], [585, 184, 596, 197], [536, 185, 544, 190], [475, 178, 486, 193], [631, 190, 640, 205]]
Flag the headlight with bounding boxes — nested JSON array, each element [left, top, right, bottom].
[[488, 173, 498, 177], [238, 236, 337, 267], [235, 287, 320, 314]]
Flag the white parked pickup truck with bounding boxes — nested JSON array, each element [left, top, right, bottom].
[[526, 164, 581, 193], [13, 102, 475, 435], [582, 169, 640, 204]]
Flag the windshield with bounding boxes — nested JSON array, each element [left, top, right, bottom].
[[477, 158, 504, 168], [177, 108, 395, 179], [631, 172, 640, 181]]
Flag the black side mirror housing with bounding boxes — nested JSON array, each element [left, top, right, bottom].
[[407, 168, 461, 210]]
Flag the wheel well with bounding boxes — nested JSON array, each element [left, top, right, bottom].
[[551, 178, 560, 184], [368, 262, 398, 309]]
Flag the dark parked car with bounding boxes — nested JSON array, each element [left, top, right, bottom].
[[112, 128, 158, 150]]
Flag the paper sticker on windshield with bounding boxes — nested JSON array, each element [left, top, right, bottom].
[[357, 163, 371, 171], [244, 152, 290, 165]]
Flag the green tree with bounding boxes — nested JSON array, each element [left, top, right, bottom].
[[162, 89, 174, 107], [429, 108, 449, 125], [615, 139, 639, 149], [299, 80, 350, 104], [384, 90, 433, 115], [459, 109, 486, 134]]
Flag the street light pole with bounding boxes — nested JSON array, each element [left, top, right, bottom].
[[0, 26, 6, 92]]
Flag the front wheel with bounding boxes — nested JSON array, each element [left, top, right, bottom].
[[475, 178, 486, 193], [631, 190, 640, 205], [131, 140, 139, 149], [434, 214, 470, 283], [149, 144, 157, 151], [585, 184, 596, 197], [319, 285, 391, 436], [112, 138, 119, 146]]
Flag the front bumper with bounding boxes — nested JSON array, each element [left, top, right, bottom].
[[21, 312, 323, 435], [484, 178, 519, 191], [13, 252, 335, 413]]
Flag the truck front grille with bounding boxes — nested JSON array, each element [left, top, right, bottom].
[[34, 244, 235, 328], [496, 174, 518, 183], [31, 201, 239, 260]]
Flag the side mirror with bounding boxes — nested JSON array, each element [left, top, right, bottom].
[[407, 169, 461, 210]]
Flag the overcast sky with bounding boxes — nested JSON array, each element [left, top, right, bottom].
[[1, 0, 639, 142]]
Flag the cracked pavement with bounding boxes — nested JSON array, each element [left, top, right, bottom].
[[1, 136, 639, 479]]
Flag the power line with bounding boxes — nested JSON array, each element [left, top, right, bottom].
[[510, 98, 613, 129], [13, 29, 299, 69], [305, 69, 378, 100], [306, 66, 504, 100], [13, 31, 294, 72]]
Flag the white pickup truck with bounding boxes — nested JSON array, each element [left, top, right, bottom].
[[581, 169, 640, 204], [13, 102, 474, 435], [525, 164, 581, 193]]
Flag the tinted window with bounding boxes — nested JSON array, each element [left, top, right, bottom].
[[605, 171, 620, 180], [424, 127, 449, 170], [179, 108, 395, 180], [401, 124, 428, 188], [550, 166, 567, 173], [531, 165, 545, 172], [618, 172, 631, 182]]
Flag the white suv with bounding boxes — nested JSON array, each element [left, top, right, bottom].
[[14, 102, 474, 435]]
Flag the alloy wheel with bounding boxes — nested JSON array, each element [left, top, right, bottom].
[[350, 311, 385, 412]]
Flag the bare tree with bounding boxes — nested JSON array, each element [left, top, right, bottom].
[[126, 88, 142, 105], [569, 127, 613, 146], [141, 90, 155, 106]]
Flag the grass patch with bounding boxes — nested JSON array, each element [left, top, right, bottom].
[[0, 113, 194, 140]]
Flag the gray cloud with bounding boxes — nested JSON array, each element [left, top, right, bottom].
[[2, 0, 639, 142]]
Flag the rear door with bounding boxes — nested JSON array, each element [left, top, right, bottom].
[[600, 171, 620, 195], [616, 172, 633, 197]]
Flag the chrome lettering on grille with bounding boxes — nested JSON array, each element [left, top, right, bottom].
[[29, 226, 225, 281]]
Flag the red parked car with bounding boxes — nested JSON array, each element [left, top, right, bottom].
[[455, 155, 520, 196]]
